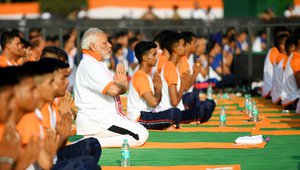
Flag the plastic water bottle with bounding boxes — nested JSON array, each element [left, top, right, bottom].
[[252, 102, 258, 122], [220, 106, 226, 126], [247, 100, 252, 118], [121, 139, 130, 167], [245, 97, 249, 113], [207, 84, 213, 100]]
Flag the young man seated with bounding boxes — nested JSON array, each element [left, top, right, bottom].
[[271, 34, 291, 104], [281, 32, 300, 110], [127, 41, 182, 129], [156, 32, 215, 124], [0, 66, 42, 170], [177, 32, 215, 113], [17, 60, 99, 170], [40, 56, 102, 166]]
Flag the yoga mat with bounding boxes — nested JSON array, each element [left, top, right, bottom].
[[252, 130, 300, 135], [149, 127, 253, 133], [102, 165, 241, 170], [137, 142, 266, 149], [203, 121, 256, 125], [256, 123, 300, 128]]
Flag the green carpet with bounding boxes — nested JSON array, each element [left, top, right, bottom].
[[99, 135, 300, 170], [68, 97, 300, 170]]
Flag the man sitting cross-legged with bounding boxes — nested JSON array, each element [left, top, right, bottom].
[[127, 41, 182, 129], [75, 28, 148, 147]]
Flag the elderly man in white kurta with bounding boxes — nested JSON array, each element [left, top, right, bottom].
[[74, 28, 148, 147]]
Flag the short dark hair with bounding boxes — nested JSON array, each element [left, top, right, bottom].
[[134, 41, 157, 64], [207, 40, 219, 53], [274, 34, 289, 51], [273, 26, 290, 38], [41, 46, 68, 62], [165, 32, 183, 54], [23, 60, 55, 76], [0, 31, 21, 49], [1, 66, 35, 86], [285, 37, 295, 55], [21, 38, 32, 48], [0, 67, 19, 89], [113, 43, 123, 55], [181, 31, 196, 44], [115, 31, 128, 39], [153, 30, 176, 50], [39, 58, 70, 71], [129, 37, 139, 47]]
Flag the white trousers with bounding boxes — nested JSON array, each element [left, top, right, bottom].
[[82, 114, 149, 147]]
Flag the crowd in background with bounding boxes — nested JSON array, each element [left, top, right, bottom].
[[1, 23, 300, 169], [0, 26, 284, 92]]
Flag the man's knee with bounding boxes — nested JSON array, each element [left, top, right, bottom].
[[134, 126, 149, 147], [84, 137, 102, 160], [169, 108, 182, 126]]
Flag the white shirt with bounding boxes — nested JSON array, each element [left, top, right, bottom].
[[281, 53, 300, 105], [262, 48, 278, 97], [127, 71, 154, 121], [271, 58, 285, 103], [75, 53, 120, 134]]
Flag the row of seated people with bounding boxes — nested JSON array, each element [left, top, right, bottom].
[[0, 31, 101, 170], [262, 26, 300, 113], [0, 28, 217, 169], [73, 28, 216, 147]]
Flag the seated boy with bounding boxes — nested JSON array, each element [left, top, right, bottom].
[[127, 41, 182, 129]]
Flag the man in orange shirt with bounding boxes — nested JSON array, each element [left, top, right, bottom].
[[156, 32, 214, 124], [127, 41, 182, 129], [262, 27, 290, 98], [281, 30, 300, 110], [39, 48, 102, 166], [0, 67, 22, 170], [0, 31, 23, 67], [1, 66, 42, 170], [152, 30, 175, 74], [177, 32, 216, 122], [271, 34, 289, 104], [18, 60, 99, 169], [16, 61, 60, 169]]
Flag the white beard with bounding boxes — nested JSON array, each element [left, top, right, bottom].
[[103, 54, 111, 60]]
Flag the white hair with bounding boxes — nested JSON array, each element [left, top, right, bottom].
[[81, 28, 104, 50]]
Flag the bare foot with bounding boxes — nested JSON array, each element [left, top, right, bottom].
[[165, 126, 175, 131]]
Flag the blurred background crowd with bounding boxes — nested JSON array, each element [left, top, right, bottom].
[[0, 0, 299, 94]]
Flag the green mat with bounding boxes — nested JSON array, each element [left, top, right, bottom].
[[68, 97, 300, 170], [99, 135, 300, 170]]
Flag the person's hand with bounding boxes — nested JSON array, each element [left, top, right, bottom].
[[193, 60, 202, 75], [43, 129, 60, 157], [58, 92, 73, 116], [16, 137, 41, 170], [114, 64, 128, 89], [180, 71, 190, 90], [152, 72, 162, 91], [56, 112, 73, 141], [0, 123, 19, 160]]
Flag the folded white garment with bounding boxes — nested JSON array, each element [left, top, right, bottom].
[[207, 167, 233, 170], [235, 135, 263, 144]]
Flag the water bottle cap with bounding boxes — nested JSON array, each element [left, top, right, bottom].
[[222, 106, 225, 110], [123, 139, 128, 143]]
